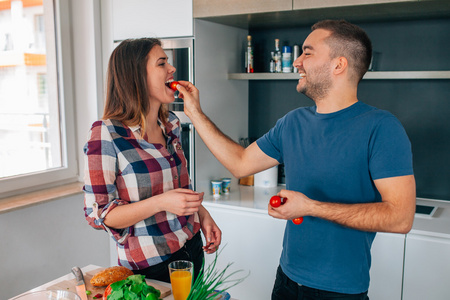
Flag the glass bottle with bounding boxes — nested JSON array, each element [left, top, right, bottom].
[[245, 35, 254, 73], [269, 51, 275, 73], [274, 39, 282, 73]]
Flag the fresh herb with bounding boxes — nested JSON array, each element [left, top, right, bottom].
[[187, 247, 249, 300], [85, 290, 92, 295], [107, 274, 161, 300]]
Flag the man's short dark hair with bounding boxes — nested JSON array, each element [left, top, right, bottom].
[[312, 20, 372, 83]]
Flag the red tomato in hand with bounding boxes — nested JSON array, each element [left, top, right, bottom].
[[103, 284, 112, 300], [270, 195, 284, 207], [292, 217, 303, 225], [166, 81, 179, 91]]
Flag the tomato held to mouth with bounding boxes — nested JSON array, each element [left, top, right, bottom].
[[166, 81, 179, 91]]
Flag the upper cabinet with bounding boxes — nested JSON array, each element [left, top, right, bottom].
[[193, 0, 291, 18], [111, 0, 193, 41], [293, 0, 415, 10], [193, 0, 450, 29]]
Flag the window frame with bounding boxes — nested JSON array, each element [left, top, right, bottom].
[[0, 0, 78, 198]]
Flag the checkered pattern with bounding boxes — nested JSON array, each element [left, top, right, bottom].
[[83, 112, 200, 270]]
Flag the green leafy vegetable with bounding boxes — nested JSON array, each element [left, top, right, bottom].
[[187, 246, 249, 300], [107, 274, 161, 300]]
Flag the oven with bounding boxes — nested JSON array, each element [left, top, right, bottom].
[[162, 38, 196, 189]]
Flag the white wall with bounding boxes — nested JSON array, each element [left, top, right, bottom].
[[0, 193, 110, 299]]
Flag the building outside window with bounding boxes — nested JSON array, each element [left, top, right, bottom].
[[0, 0, 77, 197]]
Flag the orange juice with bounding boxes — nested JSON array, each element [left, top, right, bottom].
[[170, 270, 192, 300]]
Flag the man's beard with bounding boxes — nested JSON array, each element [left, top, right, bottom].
[[297, 62, 332, 101]]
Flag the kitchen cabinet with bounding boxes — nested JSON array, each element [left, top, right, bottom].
[[111, 0, 193, 41], [193, 0, 292, 18], [200, 186, 407, 300], [368, 232, 405, 299], [203, 203, 286, 300], [193, 0, 449, 29], [402, 232, 450, 300], [293, 0, 415, 10]]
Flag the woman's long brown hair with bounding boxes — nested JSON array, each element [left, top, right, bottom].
[[102, 38, 169, 135]]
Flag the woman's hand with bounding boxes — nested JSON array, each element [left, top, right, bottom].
[[176, 80, 202, 119], [155, 189, 204, 216], [198, 206, 222, 254]]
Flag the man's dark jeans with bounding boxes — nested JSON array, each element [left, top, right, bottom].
[[272, 265, 369, 300]]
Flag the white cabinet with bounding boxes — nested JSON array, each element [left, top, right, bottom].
[[203, 204, 286, 300], [111, 0, 193, 40], [293, 0, 415, 10], [402, 233, 450, 300], [368, 232, 405, 300], [193, 0, 291, 18], [203, 204, 407, 300]]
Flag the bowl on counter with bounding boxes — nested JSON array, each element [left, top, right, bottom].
[[12, 290, 81, 300]]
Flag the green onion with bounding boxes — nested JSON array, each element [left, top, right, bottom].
[[187, 246, 249, 300]]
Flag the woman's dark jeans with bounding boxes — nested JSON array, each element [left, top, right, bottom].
[[132, 232, 204, 283]]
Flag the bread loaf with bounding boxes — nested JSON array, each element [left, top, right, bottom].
[[90, 266, 134, 287]]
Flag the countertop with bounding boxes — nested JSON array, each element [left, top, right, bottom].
[[202, 184, 282, 215], [10, 265, 174, 300], [201, 184, 450, 239]]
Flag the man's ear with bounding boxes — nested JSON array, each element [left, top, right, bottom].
[[334, 57, 348, 75]]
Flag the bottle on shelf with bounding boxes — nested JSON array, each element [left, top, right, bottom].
[[274, 39, 282, 73], [245, 35, 254, 73], [282, 46, 292, 73], [292, 45, 300, 73], [269, 51, 275, 73]]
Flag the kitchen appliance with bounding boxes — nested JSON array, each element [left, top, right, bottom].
[[162, 38, 196, 189], [254, 166, 278, 188]]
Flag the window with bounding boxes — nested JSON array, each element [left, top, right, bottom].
[[0, 0, 77, 197]]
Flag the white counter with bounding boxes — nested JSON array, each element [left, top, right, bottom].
[[202, 184, 282, 214], [412, 198, 450, 238], [201, 184, 450, 238]]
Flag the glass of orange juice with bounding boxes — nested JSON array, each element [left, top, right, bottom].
[[169, 260, 193, 300]]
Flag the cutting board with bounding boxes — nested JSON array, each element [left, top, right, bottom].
[[47, 268, 171, 299]]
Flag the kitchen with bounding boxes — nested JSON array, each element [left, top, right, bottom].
[[1, 0, 450, 299]]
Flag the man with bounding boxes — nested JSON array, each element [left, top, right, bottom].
[[177, 20, 416, 299]]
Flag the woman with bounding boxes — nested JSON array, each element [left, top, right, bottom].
[[83, 38, 221, 283]]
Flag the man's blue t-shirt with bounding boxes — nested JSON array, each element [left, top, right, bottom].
[[256, 101, 413, 294]]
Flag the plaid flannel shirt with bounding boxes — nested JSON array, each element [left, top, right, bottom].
[[83, 112, 200, 270]]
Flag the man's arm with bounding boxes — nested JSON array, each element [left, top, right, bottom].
[[177, 81, 278, 178], [270, 175, 416, 233]]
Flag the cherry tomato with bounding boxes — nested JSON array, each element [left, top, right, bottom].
[[103, 284, 112, 300], [166, 81, 179, 91], [292, 217, 303, 225], [270, 195, 285, 207]]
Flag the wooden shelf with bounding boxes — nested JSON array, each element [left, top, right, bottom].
[[228, 71, 450, 80]]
